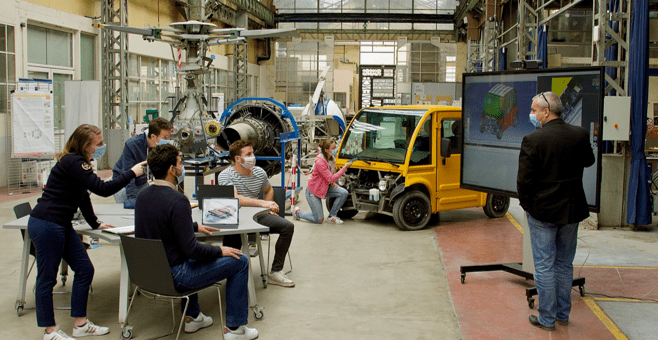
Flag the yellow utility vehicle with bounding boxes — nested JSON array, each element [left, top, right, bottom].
[[331, 105, 510, 231]]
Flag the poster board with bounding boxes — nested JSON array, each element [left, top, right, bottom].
[[12, 93, 55, 157]]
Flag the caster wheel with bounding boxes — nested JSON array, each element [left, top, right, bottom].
[[528, 298, 535, 309], [262, 280, 267, 288], [460, 273, 465, 284], [61, 275, 67, 286], [254, 311, 264, 320], [579, 285, 585, 297], [17, 306, 23, 316], [120, 329, 132, 339]]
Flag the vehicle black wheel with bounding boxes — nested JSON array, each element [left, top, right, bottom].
[[479, 122, 486, 133], [483, 194, 510, 218], [326, 197, 358, 219], [393, 191, 432, 231], [512, 114, 518, 127], [496, 128, 503, 139]]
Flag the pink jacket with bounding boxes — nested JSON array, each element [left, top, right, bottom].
[[307, 154, 348, 199]]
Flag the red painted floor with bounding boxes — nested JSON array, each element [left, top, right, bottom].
[[435, 209, 617, 340]]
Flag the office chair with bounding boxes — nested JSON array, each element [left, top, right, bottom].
[[13, 202, 71, 311], [119, 235, 224, 340]]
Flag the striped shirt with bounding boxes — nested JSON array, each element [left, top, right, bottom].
[[217, 166, 269, 199]]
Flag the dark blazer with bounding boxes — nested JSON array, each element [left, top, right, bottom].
[[517, 119, 595, 224]]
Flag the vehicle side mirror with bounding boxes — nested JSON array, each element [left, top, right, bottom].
[[440, 138, 452, 158]]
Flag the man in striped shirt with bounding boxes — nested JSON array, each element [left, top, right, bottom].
[[217, 140, 295, 287]]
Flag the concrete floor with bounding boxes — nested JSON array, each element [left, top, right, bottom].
[[0, 173, 657, 339]]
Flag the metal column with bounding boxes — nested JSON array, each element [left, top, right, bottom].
[[591, 0, 630, 96], [101, 0, 129, 169], [234, 41, 248, 100], [467, 39, 481, 72], [517, 0, 538, 61], [482, 20, 498, 72]]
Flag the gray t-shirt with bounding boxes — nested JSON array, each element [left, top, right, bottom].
[[217, 166, 269, 199]]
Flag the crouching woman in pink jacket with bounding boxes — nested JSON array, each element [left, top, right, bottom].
[[293, 139, 352, 224]]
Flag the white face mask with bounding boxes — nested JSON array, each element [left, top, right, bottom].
[[241, 156, 256, 169]]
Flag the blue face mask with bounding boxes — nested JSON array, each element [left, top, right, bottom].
[[92, 144, 107, 160], [331, 148, 337, 157], [529, 113, 542, 128], [176, 166, 185, 184], [157, 138, 172, 146]]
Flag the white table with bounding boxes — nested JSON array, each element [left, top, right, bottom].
[[4, 205, 270, 324]]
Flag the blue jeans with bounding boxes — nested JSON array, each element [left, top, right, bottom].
[[297, 186, 349, 223], [170, 254, 250, 328], [526, 212, 579, 327], [27, 217, 94, 327]]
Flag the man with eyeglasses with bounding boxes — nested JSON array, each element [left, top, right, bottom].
[[517, 91, 595, 331]]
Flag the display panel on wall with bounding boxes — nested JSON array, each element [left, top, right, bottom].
[[359, 65, 396, 110], [460, 67, 604, 212]]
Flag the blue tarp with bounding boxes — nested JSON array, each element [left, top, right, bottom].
[[626, 0, 651, 225], [537, 25, 547, 69], [499, 47, 506, 71]]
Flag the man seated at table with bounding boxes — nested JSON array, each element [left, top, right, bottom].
[[135, 144, 258, 340], [113, 117, 173, 207], [217, 140, 296, 288]]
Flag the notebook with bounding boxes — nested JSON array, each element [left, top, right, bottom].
[[202, 198, 239, 229], [102, 225, 135, 235]]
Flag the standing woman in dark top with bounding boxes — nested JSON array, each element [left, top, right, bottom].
[[28, 124, 146, 340]]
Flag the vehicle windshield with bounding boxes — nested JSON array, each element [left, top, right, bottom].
[[339, 109, 427, 164]]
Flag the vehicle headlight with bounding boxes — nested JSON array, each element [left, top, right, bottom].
[[337, 176, 346, 186], [378, 180, 387, 191]]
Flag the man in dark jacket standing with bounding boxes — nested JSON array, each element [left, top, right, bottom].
[[112, 118, 172, 206], [517, 91, 595, 331]]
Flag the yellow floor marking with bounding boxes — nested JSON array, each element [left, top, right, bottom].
[[579, 265, 658, 270], [506, 213, 524, 234], [592, 297, 657, 303], [582, 297, 628, 340]]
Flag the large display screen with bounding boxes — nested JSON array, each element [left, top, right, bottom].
[[460, 67, 603, 212]]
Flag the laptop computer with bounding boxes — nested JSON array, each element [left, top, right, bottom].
[[196, 184, 234, 210], [202, 197, 239, 229]]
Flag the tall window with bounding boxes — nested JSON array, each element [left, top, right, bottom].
[[360, 41, 396, 65], [0, 23, 16, 113], [445, 56, 456, 82], [275, 41, 333, 105], [27, 25, 72, 67], [128, 55, 178, 122], [80, 34, 96, 80]]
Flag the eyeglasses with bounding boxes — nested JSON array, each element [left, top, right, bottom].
[[540, 92, 551, 112]]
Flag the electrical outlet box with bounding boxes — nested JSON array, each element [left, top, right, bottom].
[[602, 96, 631, 141]]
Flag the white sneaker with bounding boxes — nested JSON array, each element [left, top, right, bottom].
[[268, 271, 295, 287], [325, 216, 344, 224], [224, 325, 259, 340], [44, 327, 75, 340], [71, 320, 109, 337], [293, 207, 301, 221], [184, 312, 213, 333]]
